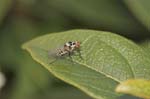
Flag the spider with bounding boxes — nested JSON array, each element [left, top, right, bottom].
[[57, 41, 80, 56], [49, 41, 82, 64]]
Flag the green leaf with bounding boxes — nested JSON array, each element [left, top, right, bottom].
[[116, 79, 150, 99], [124, 0, 150, 31], [22, 29, 150, 99]]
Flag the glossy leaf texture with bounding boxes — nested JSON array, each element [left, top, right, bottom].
[[124, 0, 150, 31], [22, 30, 150, 99], [116, 79, 150, 99]]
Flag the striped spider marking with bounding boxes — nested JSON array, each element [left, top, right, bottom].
[[48, 41, 82, 64]]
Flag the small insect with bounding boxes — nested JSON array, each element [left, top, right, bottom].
[[49, 41, 82, 64], [57, 41, 80, 56]]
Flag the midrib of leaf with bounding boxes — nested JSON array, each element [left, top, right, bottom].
[[72, 34, 134, 82], [73, 60, 120, 83], [73, 44, 134, 83], [61, 34, 121, 83]]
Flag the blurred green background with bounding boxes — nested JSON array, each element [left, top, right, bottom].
[[0, 0, 149, 99]]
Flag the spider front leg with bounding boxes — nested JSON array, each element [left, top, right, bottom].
[[70, 49, 83, 60], [76, 49, 83, 60], [68, 51, 74, 62]]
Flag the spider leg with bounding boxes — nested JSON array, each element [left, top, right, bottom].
[[76, 49, 83, 60], [68, 51, 73, 61], [49, 58, 58, 64]]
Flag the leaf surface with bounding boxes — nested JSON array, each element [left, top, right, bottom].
[[22, 30, 150, 99]]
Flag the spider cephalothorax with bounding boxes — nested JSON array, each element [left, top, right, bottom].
[[57, 41, 81, 56]]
